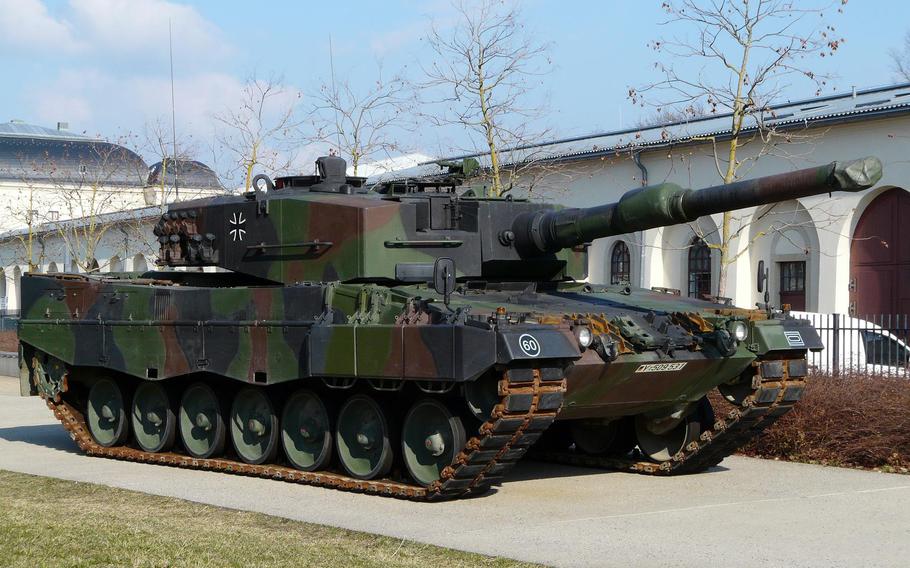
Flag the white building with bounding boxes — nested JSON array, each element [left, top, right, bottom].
[[0, 121, 224, 311], [379, 83, 910, 318], [352, 152, 435, 178]]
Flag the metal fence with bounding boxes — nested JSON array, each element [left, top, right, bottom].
[[796, 313, 910, 377], [0, 309, 18, 332]]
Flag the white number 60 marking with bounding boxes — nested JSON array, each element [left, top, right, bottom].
[[518, 333, 541, 357]]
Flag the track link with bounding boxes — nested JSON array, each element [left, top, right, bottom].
[[531, 360, 805, 475], [44, 366, 566, 501]]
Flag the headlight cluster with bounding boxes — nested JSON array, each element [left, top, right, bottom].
[[575, 326, 594, 348], [727, 320, 748, 342]]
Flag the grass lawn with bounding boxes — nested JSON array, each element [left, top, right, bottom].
[[0, 470, 537, 568]]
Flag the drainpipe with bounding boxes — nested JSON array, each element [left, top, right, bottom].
[[632, 151, 648, 288], [632, 150, 649, 186]]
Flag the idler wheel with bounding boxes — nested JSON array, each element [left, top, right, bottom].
[[131, 381, 176, 453], [230, 387, 279, 465], [86, 378, 130, 447], [401, 398, 466, 487], [634, 399, 710, 462], [570, 417, 636, 456], [464, 372, 499, 421], [178, 382, 225, 459], [335, 394, 393, 480], [281, 389, 333, 471]]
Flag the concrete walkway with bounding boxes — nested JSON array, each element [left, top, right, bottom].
[[1, 376, 907, 568]]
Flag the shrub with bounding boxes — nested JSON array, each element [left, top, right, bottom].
[[724, 373, 910, 471]]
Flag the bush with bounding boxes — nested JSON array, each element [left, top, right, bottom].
[[726, 373, 910, 472]]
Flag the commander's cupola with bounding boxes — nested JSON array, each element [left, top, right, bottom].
[[272, 156, 367, 194]]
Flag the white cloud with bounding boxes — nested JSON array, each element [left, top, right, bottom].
[[369, 22, 424, 56], [0, 0, 229, 63], [67, 0, 230, 63], [29, 68, 244, 141], [0, 0, 81, 53]]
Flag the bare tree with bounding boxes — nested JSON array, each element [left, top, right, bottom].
[[214, 74, 304, 191], [629, 0, 847, 296], [140, 118, 209, 205], [422, 0, 552, 197], [44, 137, 149, 272], [2, 158, 50, 271], [309, 65, 411, 176], [890, 31, 910, 81], [635, 102, 708, 129]]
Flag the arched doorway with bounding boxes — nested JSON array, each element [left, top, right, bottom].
[[850, 188, 910, 316], [687, 237, 712, 299], [610, 241, 631, 284]]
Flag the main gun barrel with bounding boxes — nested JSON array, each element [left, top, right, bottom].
[[512, 156, 882, 256]]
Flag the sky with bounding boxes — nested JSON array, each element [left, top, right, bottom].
[[1, 0, 908, 174]]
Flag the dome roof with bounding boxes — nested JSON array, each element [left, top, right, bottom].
[[0, 121, 147, 186], [147, 158, 222, 190]]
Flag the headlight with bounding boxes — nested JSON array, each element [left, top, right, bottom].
[[575, 326, 593, 348], [728, 321, 748, 342]]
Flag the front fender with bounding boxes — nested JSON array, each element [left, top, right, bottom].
[[496, 327, 582, 364], [750, 316, 823, 356]]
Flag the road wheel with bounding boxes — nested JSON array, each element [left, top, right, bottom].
[[86, 378, 129, 447], [571, 417, 635, 456], [401, 398, 466, 487], [178, 382, 225, 459], [230, 387, 279, 465], [534, 421, 573, 452], [281, 389, 332, 471], [634, 404, 704, 462], [131, 381, 176, 453], [335, 394, 393, 480]]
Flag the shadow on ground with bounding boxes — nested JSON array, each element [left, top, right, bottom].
[[0, 421, 732, 488], [0, 423, 81, 455], [513, 458, 729, 481]]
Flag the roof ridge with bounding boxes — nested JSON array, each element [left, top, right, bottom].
[[419, 81, 910, 167], [0, 121, 98, 142]]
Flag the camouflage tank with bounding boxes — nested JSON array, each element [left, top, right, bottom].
[[18, 154, 881, 500]]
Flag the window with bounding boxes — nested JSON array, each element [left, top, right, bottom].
[[610, 241, 631, 284], [861, 331, 910, 367], [687, 237, 712, 299], [48, 211, 59, 221], [779, 261, 805, 293]]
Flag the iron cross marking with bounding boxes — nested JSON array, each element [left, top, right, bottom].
[[229, 211, 246, 242]]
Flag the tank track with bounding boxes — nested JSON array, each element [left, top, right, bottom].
[[43, 366, 566, 501], [531, 361, 805, 475]]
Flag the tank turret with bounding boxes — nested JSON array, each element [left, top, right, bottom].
[[153, 156, 881, 285]]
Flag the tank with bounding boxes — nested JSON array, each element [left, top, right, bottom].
[[17, 154, 881, 500]]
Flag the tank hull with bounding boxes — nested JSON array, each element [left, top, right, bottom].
[[19, 271, 819, 501]]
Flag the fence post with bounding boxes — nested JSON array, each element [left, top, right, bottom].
[[832, 313, 840, 377]]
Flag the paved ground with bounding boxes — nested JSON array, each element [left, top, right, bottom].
[[1, 376, 908, 568]]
